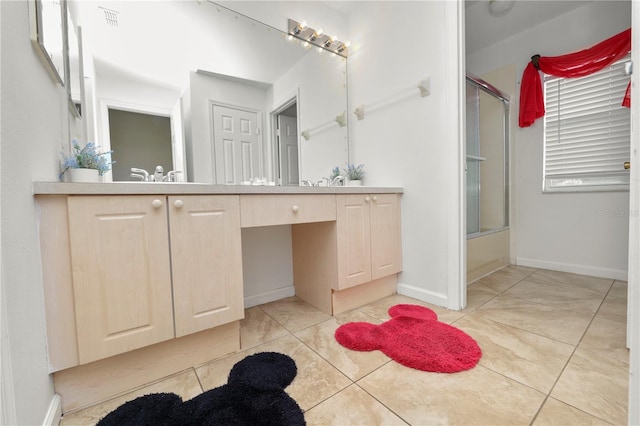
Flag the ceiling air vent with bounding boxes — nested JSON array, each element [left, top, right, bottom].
[[99, 6, 119, 27]]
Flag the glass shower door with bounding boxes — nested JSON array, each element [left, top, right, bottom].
[[466, 76, 509, 237], [466, 82, 481, 235]]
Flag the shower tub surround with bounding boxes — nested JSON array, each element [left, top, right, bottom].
[[33, 182, 403, 413]]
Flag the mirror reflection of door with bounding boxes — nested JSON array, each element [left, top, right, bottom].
[[211, 104, 261, 184], [108, 109, 173, 181], [278, 106, 299, 186], [273, 101, 300, 186]]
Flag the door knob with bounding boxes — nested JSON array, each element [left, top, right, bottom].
[[624, 161, 631, 170]]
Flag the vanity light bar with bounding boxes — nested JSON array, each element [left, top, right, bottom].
[[287, 19, 348, 58]]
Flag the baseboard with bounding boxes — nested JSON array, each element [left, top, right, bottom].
[[516, 257, 628, 281], [42, 394, 62, 426], [244, 285, 295, 309], [396, 282, 450, 308]]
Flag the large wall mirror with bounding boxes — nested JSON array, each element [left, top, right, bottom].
[[30, 0, 66, 85], [74, 0, 349, 184]]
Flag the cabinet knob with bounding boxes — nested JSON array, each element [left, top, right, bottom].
[[174, 199, 184, 208], [292, 205, 300, 213], [152, 199, 163, 209], [365, 196, 370, 202], [372, 195, 378, 202]]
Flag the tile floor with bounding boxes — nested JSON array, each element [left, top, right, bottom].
[[60, 266, 629, 425]]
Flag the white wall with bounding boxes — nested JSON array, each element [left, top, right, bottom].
[[347, 1, 465, 308], [467, 1, 631, 280], [1, 1, 66, 423]]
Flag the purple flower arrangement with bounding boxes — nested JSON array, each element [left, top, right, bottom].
[[60, 140, 113, 179]]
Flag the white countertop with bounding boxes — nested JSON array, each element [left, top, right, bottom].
[[33, 181, 404, 195]]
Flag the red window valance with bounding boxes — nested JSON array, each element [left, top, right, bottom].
[[519, 28, 631, 128]]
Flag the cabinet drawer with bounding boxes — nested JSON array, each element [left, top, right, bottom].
[[240, 195, 336, 227]]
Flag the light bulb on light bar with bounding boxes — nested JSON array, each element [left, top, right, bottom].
[[286, 18, 348, 57], [293, 20, 307, 35]]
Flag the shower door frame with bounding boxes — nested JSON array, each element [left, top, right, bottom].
[[465, 73, 510, 239]]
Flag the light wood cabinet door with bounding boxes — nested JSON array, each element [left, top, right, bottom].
[[67, 196, 175, 364], [336, 194, 372, 289], [168, 195, 244, 337], [370, 194, 403, 280]]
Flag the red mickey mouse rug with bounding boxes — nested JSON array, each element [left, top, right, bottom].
[[335, 304, 481, 373]]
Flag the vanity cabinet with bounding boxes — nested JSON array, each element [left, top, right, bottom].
[[66, 195, 243, 364], [35, 185, 402, 412], [292, 193, 402, 315], [336, 193, 403, 290]]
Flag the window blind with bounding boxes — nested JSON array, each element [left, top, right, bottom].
[[543, 58, 630, 192]]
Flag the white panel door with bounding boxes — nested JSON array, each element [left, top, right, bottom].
[[212, 104, 261, 184], [278, 115, 299, 186]]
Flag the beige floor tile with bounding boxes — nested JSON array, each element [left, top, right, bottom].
[[503, 277, 608, 315], [473, 265, 537, 292], [295, 310, 390, 380], [196, 334, 352, 412], [597, 281, 628, 324], [357, 293, 465, 324], [355, 294, 431, 320], [551, 346, 629, 425], [527, 269, 613, 294], [304, 384, 408, 426], [60, 369, 203, 425], [240, 306, 290, 349], [454, 314, 574, 393], [533, 397, 614, 425], [259, 297, 332, 332], [463, 281, 501, 312], [58, 266, 632, 426], [358, 362, 545, 425], [474, 294, 593, 344], [580, 316, 629, 365]]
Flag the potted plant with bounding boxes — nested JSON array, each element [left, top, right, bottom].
[[344, 163, 365, 186], [60, 140, 113, 182]]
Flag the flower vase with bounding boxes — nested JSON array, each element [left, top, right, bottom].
[[347, 179, 362, 186], [69, 168, 100, 183]]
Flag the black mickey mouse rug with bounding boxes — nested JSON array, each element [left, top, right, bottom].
[[96, 352, 305, 426]]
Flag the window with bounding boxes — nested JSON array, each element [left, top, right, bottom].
[[543, 57, 631, 192]]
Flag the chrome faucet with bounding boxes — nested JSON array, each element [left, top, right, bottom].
[[153, 166, 164, 182], [131, 167, 150, 181], [330, 176, 344, 186], [131, 167, 182, 182], [164, 170, 182, 182], [321, 176, 344, 186]]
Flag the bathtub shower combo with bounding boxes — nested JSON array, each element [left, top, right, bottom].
[[466, 74, 510, 282]]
